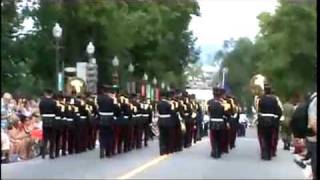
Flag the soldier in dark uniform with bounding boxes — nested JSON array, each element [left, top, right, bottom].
[[172, 91, 183, 152], [78, 94, 89, 152], [39, 89, 57, 159], [132, 94, 143, 149], [59, 96, 68, 156], [140, 97, 152, 147], [220, 89, 231, 154], [116, 95, 132, 153], [97, 85, 117, 158], [84, 93, 95, 150], [87, 94, 99, 150], [157, 91, 175, 155], [70, 92, 81, 154], [207, 87, 229, 158], [65, 96, 76, 155], [112, 91, 121, 155], [256, 84, 282, 160], [228, 96, 240, 149], [54, 93, 65, 158], [181, 92, 193, 148]]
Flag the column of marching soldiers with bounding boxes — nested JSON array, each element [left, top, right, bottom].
[[40, 84, 232, 159]]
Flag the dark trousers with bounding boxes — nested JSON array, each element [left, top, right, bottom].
[[229, 124, 238, 148], [184, 121, 194, 148], [257, 125, 273, 160], [61, 124, 68, 155], [99, 125, 114, 157], [136, 123, 144, 149], [55, 126, 62, 157], [159, 126, 175, 155], [237, 123, 246, 136], [221, 128, 229, 153], [88, 122, 97, 149], [117, 124, 129, 153], [41, 126, 56, 158], [174, 124, 183, 152], [143, 123, 150, 146], [67, 125, 76, 154], [210, 129, 223, 158], [74, 123, 82, 153], [271, 125, 279, 156], [127, 124, 134, 151]]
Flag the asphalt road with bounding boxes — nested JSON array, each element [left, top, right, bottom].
[[1, 128, 305, 179]]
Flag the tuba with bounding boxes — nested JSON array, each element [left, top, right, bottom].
[[249, 74, 268, 96], [65, 77, 86, 96]]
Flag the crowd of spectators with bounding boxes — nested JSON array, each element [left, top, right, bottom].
[[1, 92, 42, 163]]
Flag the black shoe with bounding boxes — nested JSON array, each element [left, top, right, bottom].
[[294, 159, 306, 169], [49, 155, 55, 159]]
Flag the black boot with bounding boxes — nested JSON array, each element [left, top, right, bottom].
[[100, 148, 105, 159]]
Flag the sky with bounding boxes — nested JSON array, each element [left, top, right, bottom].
[[188, 0, 279, 65]]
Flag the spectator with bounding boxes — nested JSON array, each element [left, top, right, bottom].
[[1, 92, 13, 130], [280, 95, 297, 150], [306, 92, 316, 179]]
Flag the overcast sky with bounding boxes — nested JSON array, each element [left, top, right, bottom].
[[188, 0, 279, 65]]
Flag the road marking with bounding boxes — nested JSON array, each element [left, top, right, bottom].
[[116, 154, 170, 179]]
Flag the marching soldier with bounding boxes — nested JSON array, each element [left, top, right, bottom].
[[70, 91, 81, 154], [256, 83, 282, 160], [54, 93, 65, 158], [157, 91, 175, 155], [172, 91, 184, 152], [225, 95, 239, 150], [111, 92, 121, 155], [87, 94, 99, 150], [181, 92, 193, 148], [132, 94, 143, 149], [97, 85, 117, 158], [141, 97, 153, 147], [220, 90, 231, 154], [39, 89, 57, 159], [78, 94, 89, 152], [59, 96, 68, 156], [65, 96, 76, 155], [117, 95, 132, 153], [207, 87, 229, 158]]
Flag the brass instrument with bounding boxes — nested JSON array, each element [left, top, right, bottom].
[[249, 74, 268, 96], [65, 77, 86, 96]]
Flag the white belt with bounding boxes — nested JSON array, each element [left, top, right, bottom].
[[210, 118, 224, 122], [76, 113, 80, 116], [159, 114, 171, 118], [124, 116, 129, 119], [259, 113, 278, 118], [132, 115, 138, 118], [67, 118, 73, 122], [136, 114, 141, 117], [42, 114, 55, 117], [184, 113, 189, 116], [142, 114, 149, 117], [80, 116, 86, 119], [99, 112, 114, 116], [55, 116, 61, 120], [62, 117, 68, 121]]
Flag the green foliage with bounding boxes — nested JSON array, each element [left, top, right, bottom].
[[1, 0, 200, 95], [216, 0, 316, 106]]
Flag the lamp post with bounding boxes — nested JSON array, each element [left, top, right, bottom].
[[112, 56, 120, 88], [152, 77, 157, 101], [86, 41, 95, 59], [222, 67, 228, 88], [52, 23, 62, 91], [128, 63, 134, 94]]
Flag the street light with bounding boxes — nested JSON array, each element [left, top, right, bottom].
[[222, 67, 229, 88], [143, 73, 148, 81], [52, 23, 62, 91], [128, 63, 134, 73], [152, 77, 157, 86], [128, 63, 135, 94], [161, 82, 165, 89], [86, 41, 95, 56], [112, 56, 119, 67], [112, 56, 120, 88]]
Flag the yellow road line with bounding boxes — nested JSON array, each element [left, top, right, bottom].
[[117, 154, 170, 179]]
